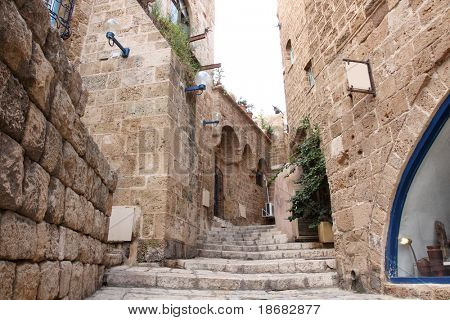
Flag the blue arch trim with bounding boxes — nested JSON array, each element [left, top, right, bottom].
[[385, 94, 450, 284]]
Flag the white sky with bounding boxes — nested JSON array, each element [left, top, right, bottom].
[[214, 0, 286, 116]]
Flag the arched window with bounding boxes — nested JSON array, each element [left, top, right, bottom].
[[386, 95, 450, 283], [285, 40, 294, 66], [170, 0, 190, 35]]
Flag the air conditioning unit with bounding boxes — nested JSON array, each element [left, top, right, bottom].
[[262, 203, 274, 218]]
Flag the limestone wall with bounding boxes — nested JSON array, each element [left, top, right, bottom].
[[208, 87, 272, 226], [0, 0, 117, 299], [277, 0, 449, 294]]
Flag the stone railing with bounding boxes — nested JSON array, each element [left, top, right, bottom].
[[0, 0, 117, 300]]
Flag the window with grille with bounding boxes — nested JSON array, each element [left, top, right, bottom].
[[44, 0, 75, 40], [170, 0, 190, 35]]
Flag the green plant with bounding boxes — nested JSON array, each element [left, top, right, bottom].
[[237, 97, 254, 112], [150, 2, 200, 79], [289, 117, 331, 228], [213, 67, 225, 85], [257, 114, 274, 136]]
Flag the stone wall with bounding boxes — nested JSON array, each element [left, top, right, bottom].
[[277, 0, 449, 295], [208, 87, 272, 226], [0, 0, 116, 299], [77, 0, 271, 263]]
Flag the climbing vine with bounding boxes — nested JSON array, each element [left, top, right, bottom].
[[150, 2, 201, 79], [289, 117, 331, 228]]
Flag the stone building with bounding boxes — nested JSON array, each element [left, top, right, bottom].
[[0, 0, 274, 299], [61, 0, 271, 263], [277, 0, 449, 297]]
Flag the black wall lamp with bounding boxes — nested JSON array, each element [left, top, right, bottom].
[[105, 19, 130, 58], [185, 71, 212, 95], [202, 112, 221, 127]]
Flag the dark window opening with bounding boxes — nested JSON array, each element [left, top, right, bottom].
[[44, 0, 75, 40], [256, 172, 264, 187], [305, 59, 315, 88]]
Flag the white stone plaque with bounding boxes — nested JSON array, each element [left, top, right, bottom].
[[239, 204, 246, 218], [344, 60, 374, 94], [202, 189, 210, 207], [108, 206, 136, 242]]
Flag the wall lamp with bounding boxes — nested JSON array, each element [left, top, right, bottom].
[[185, 71, 212, 95], [202, 112, 221, 127], [399, 237, 418, 265], [105, 19, 130, 58]]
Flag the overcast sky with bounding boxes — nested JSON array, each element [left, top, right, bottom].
[[214, 0, 286, 116]]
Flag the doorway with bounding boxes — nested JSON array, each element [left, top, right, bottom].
[[214, 166, 224, 219]]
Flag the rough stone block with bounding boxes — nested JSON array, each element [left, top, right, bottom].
[[21, 103, 47, 162], [78, 235, 93, 264], [61, 141, 78, 188], [16, 0, 50, 47], [0, 132, 24, 211], [0, 0, 32, 78], [92, 210, 106, 241], [94, 240, 105, 265], [68, 262, 83, 300], [13, 263, 40, 300], [58, 226, 79, 261], [85, 136, 101, 171], [0, 62, 30, 141], [58, 261, 72, 299], [58, 261, 72, 298], [36, 222, 59, 261], [21, 160, 50, 222], [0, 261, 15, 299], [64, 63, 83, 108], [82, 264, 97, 298], [72, 156, 88, 196], [76, 86, 89, 117], [0, 211, 37, 260], [43, 29, 69, 82], [45, 177, 65, 225], [38, 261, 60, 300], [85, 167, 96, 202], [71, 118, 87, 157], [40, 121, 63, 174], [106, 170, 118, 192], [23, 42, 55, 115], [64, 188, 82, 232], [50, 84, 77, 145], [81, 198, 95, 236]]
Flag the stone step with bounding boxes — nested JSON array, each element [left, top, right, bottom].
[[206, 230, 283, 237], [198, 248, 335, 260], [104, 266, 338, 290], [199, 242, 325, 252], [211, 225, 276, 232], [176, 258, 336, 274], [204, 234, 288, 242], [90, 287, 397, 300], [198, 238, 290, 246]]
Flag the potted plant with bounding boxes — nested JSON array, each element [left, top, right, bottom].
[[289, 117, 333, 243]]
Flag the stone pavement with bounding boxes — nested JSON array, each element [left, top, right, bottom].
[[90, 287, 396, 300]]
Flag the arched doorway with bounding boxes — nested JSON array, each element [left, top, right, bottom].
[[386, 95, 449, 283], [214, 165, 224, 219]]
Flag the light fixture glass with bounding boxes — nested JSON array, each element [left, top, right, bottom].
[[194, 71, 212, 88], [105, 18, 119, 34], [399, 237, 412, 245]]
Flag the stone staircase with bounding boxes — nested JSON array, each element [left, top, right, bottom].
[[101, 224, 339, 294]]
